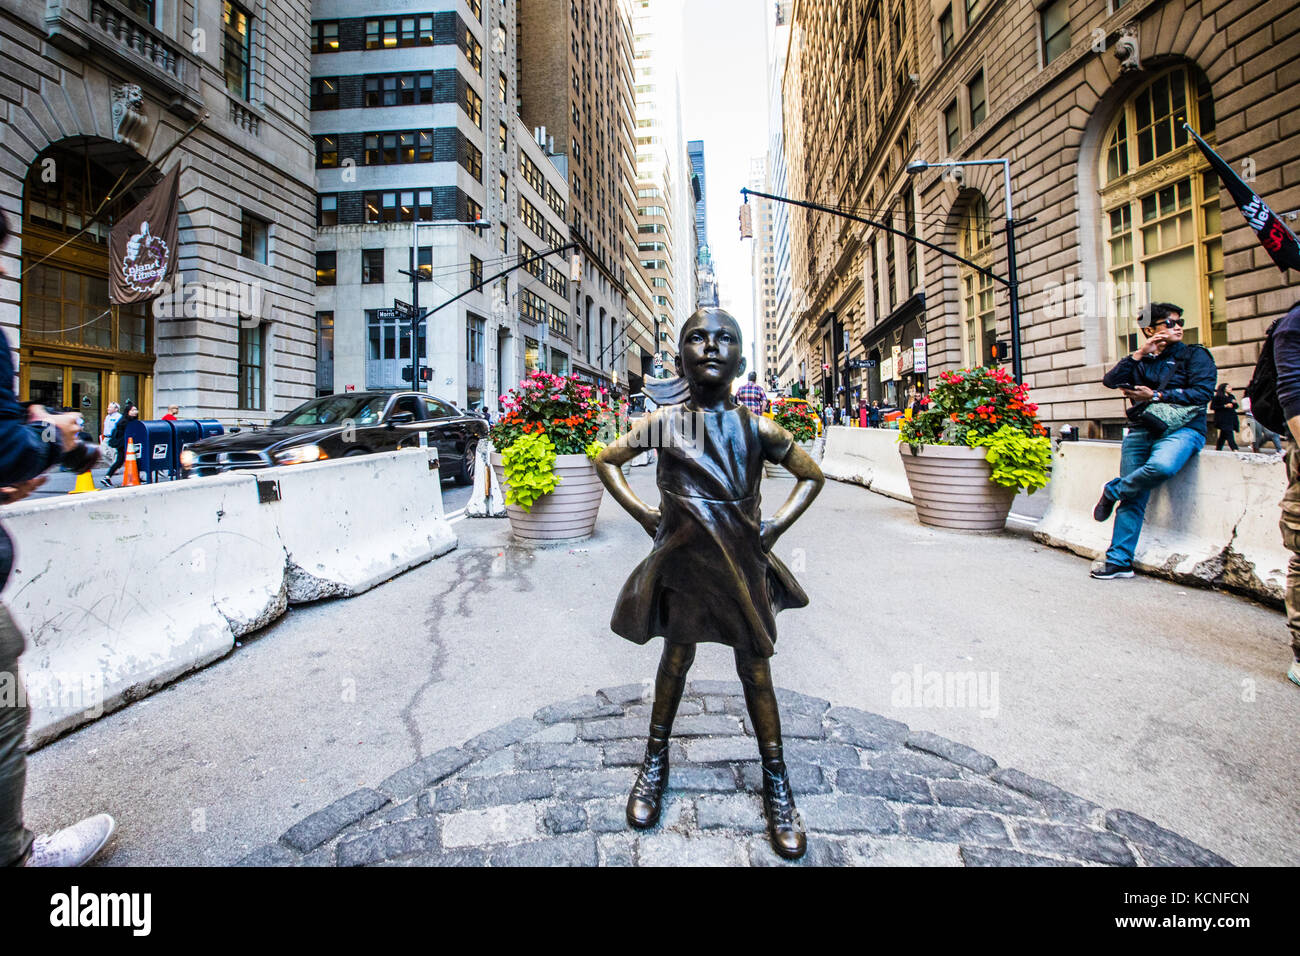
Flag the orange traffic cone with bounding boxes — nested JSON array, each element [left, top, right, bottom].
[[69, 470, 98, 494], [122, 441, 140, 487]]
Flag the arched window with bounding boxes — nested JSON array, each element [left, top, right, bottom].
[[959, 195, 994, 367], [1100, 65, 1221, 357]]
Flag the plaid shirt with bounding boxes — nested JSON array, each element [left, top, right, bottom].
[[735, 382, 767, 414]]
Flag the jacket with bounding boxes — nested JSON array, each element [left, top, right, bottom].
[[1102, 341, 1217, 436], [0, 326, 61, 484]]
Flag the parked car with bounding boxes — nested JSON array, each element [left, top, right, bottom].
[[179, 391, 487, 483]]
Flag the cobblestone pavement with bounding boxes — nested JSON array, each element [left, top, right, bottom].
[[239, 683, 1232, 867]]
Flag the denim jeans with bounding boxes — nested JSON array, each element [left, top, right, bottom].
[[0, 602, 31, 866], [1103, 426, 1205, 568]]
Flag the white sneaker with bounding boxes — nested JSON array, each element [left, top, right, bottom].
[[1288, 662, 1300, 688], [25, 814, 116, 867]]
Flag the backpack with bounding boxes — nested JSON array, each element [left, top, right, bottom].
[[1245, 316, 1289, 437]]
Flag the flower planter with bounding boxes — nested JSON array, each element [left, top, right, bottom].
[[898, 443, 1015, 531], [764, 440, 815, 479], [490, 452, 604, 542]]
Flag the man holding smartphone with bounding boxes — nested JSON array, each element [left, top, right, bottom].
[[1090, 302, 1217, 580]]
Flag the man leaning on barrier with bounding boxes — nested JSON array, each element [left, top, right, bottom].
[[1090, 302, 1217, 580], [0, 211, 117, 867]]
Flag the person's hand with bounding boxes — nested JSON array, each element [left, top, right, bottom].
[[637, 507, 660, 538], [0, 476, 46, 504], [25, 404, 49, 422], [1132, 330, 1175, 360], [47, 412, 83, 451], [1122, 385, 1156, 403]]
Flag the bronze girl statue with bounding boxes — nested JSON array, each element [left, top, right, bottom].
[[594, 308, 824, 859]]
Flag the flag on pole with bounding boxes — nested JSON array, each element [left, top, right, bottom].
[[110, 164, 181, 303], [1184, 123, 1300, 273]]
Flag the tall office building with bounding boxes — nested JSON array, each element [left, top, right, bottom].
[[517, 0, 637, 393], [311, 0, 573, 411], [629, 0, 692, 377], [749, 157, 778, 388], [766, 1, 796, 392], [687, 139, 718, 308]]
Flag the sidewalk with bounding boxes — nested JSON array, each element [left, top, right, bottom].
[[23, 470, 1299, 865]]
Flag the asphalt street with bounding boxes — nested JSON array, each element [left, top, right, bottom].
[[23, 467, 1299, 865]]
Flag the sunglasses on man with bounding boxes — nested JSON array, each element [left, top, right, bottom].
[[1153, 317, 1185, 328]]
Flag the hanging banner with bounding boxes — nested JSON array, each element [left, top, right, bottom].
[[1184, 124, 1300, 273], [914, 338, 928, 373], [110, 164, 181, 303]]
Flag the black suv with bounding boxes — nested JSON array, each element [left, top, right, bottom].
[[180, 391, 487, 483]]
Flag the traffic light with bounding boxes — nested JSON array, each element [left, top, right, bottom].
[[401, 366, 413, 382], [420, 367, 432, 382], [990, 341, 1012, 364]]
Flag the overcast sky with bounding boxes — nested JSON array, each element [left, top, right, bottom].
[[679, 0, 771, 361]]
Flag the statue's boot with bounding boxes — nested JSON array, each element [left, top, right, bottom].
[[761, 760, 806, 860], [626, 737, 669, 829]]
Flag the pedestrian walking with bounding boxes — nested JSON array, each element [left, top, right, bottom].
[[100, 401, 138, 487], [161, 404, 179, 421], [1210, 384, 1240, 450], [100, 402, 121, 447], [735, 371, 766, 415], [1256, 299, 1300, 687], [869, 401, 882, 428], [859, 402, 869, 429], [1091, 302, 1217, 580], [1251, 414, 1285, 454], [0, 211, 116, 867]]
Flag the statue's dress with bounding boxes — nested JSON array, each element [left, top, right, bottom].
[[610, 403, 808, 658]]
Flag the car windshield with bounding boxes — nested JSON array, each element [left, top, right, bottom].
[[276, 395, 386, 427]]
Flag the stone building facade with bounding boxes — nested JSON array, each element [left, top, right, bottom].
[[784, 0, 1300, 432], [1, 0, 317, 427]]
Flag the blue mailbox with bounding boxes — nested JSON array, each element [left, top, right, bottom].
[[122, 420, 177, 483]]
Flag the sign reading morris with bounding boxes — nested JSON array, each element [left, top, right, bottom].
[[110, 165, 181, 304]]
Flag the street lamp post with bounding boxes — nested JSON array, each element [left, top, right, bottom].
[[905, 158, 1023, 383], [403, 218, 490, 392]]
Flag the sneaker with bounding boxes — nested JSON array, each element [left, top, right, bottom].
[[1093, 491, 1117, 522], [1288, 662, 1300, 688], [98, 477, 113, 488], [25, 814, 116, 867], [1090, 563, 1134, 579]]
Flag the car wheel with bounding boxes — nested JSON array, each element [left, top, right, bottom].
[[455, 441, 477, 485]]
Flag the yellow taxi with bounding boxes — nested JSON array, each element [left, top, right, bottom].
[[764, 396, 823, 436]]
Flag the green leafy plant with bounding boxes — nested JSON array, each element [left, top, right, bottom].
[[966, 425, 1053, 494], [499, 431, 559, 511], [769, 399, 819, 442], [899, 366, 1052, 493]]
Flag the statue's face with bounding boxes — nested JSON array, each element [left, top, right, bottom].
[[678, 312, 743, 386]]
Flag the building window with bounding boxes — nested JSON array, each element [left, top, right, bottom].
[[965, 0, 984, 28], [316, 312, 334, 395], [499, 121, 508, 152], [938, 6, 954, 59], [466, 29, 482, 73], [121, 0, 156, 24], [1040, 0, 1070, 65], [363, 130, 434, 165], [467, 315, 485, 364], [520, 289, 547, 323], [464, 140, 483, 180], [460, 85, 482, 127], [316, 251, 336, 286], [223, 1, 253, 100], [467, 198, 484, 228], [311, 77, 339, 110], [968, 70, 986, 127], [524, 337, 539, 372], [240, 211, 268, 263], [1100, 66, 1222, 355], [238, 323, 265, 410], [364, 190, 434, 223], [315, 134, 338, 168], [312, 21, 339, 53], [366, 16, 434, 49], [417, 246, 433, 280], [470, 255, 483, 290], [498, 72, 508, 104], [943, 99, 960, 153], [959, 196, 995, 367], [365, 73, 434, 107], [317, 194, 338, 227], [499, 170, 507, 204], [904, 190, 918, 292], [362, 248, 384, 284]]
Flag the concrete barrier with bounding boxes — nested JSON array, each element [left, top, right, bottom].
[[819, 426, 913, 502], [4, 449, 460, 746], [266, 448, 458, 603], [3, 474, 287, 746], [1034, 441, 1289, 604]]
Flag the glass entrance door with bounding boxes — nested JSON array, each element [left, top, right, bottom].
[[27, 364, 63, 409], [70, 368, 101, 440]]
